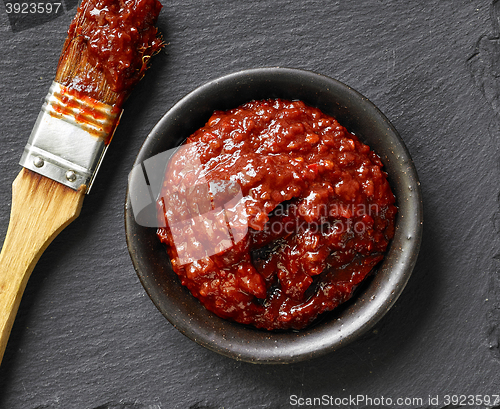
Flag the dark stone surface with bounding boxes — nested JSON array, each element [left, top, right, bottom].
[[0, 0, 498, 408]]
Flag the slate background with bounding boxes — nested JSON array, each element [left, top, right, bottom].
[[0, 1, 499, 408]]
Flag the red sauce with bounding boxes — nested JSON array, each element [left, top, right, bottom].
[[56, 89, 108, 122], [66, 0, 163, 93], [157, 99, 396, 330], [51, 88, 121, 143]]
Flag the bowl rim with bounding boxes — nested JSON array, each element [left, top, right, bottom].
[[124, 67, 423, 364]]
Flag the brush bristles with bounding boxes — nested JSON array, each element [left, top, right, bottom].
[[54, 0, 163, 108], [55, 36, 122, 106]]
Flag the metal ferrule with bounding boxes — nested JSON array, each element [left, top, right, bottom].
[[19, 81, 122, 193]]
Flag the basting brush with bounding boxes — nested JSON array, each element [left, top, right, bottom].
[[0, 0, 163, 364]]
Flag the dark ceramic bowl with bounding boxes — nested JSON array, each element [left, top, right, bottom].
[[125, 67, 423, 364]]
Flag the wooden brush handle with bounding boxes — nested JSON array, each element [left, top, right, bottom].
[[0, 169, 85, 364]]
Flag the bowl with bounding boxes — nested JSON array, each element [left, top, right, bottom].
[[124, 67, 423, 364]]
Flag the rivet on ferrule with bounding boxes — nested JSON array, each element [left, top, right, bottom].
[[33, 157, 44, 168], [66, 170, 77, 182]]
